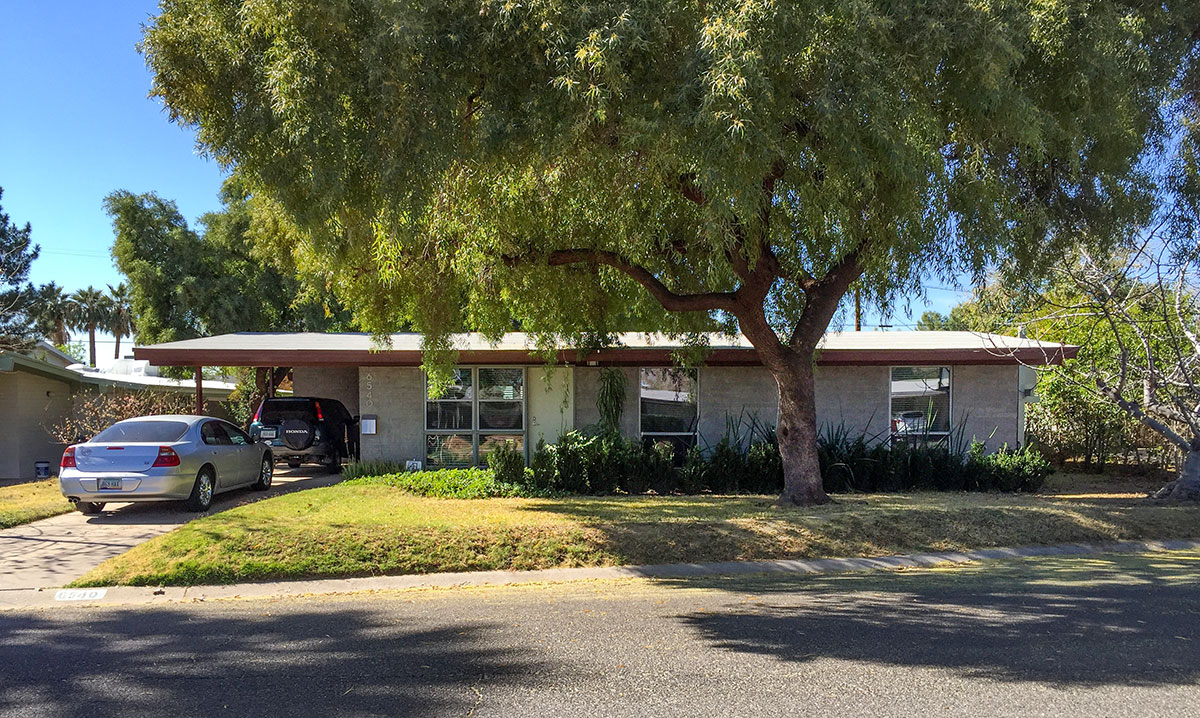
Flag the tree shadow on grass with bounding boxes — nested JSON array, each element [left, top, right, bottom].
[[659, 552, 1200, 687], [0, 602, 548, 717]]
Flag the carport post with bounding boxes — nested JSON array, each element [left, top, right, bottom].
[[194, 366, 204, 415]]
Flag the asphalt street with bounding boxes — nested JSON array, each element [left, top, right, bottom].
[[2, 552, 1198, 717]]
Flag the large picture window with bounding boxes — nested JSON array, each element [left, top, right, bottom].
[[425, 367, 525, 467], [639, 367, 699, 458], [889, 366, 951, 445]]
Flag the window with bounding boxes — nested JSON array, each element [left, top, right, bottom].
[[639, 367, 698, 458], [93, 420, 188, 443], [222, 422, 251, 446], [890, 366, 951, 445], [425, 367, 525, 467], [200, 421, 231, 446]]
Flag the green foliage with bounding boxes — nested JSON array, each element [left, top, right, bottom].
[[68, 286, 112, 367], [33, 283, 73, 346], [105, 182, 351, 352], [344, 467, 542, 499], [107, 283, 134, 360], [141, 0, 1198, 360], [55, 342, 86, 363], [342, 460, 406, 481], [940, 259, 1196, 472], [972, 444, 1054, 493], [486, 441, 528, 486], [524, 422, 1050, 496], [0, 187, 41, 351]]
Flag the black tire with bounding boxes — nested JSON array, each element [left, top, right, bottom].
[[252, 454, 274, 490], [323, 449, 341, 474], [286, 460, 302, 469], [76, 501, 105, 515], [184, 468, 215, 512]]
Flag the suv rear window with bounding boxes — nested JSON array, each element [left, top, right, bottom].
[[93, 421, 189, 443], [259, 400, 318, 423]]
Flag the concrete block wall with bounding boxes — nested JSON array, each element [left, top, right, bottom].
[[952, 364, 1020, 450], [812, 365, 892, 439], [697, 366, 779, 444], [292, 366, 361, 415], [357, 366, 425, 463]]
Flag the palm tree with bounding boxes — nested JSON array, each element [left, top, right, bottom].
[[34, 283, 72, 346], [107, 283, 133, 359], [68, 286, 111, 367]]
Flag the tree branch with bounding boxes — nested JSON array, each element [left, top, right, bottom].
[[537, 248, 739, 313]]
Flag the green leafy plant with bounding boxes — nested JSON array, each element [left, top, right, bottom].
[[344, 467, 543, 499], [486, 441, 528, 486]]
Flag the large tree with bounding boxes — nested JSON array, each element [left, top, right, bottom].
[[0, 187, 40, 351], [107, 282, 134, 359], [106, 181, 350, 346], [144, 0, 1199, 504], [69, 286, 112, 367], [34, 283, 73, 347]]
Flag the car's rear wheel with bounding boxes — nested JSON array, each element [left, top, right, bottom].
[[286, 460, 301, 469], [324, 449, 341, 474], [185, 468, 215, 512], [76, 501, 105, 515], [252, 455, 273, 490]]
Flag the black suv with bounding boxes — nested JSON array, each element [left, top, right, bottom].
[[250, 397, 357, 471]]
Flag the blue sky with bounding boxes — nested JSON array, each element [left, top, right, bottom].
[[1, 2, 226, 301], [1, 1, 964, 352]]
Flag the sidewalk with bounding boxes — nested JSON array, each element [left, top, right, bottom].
[[4, 538, 1198, 611]]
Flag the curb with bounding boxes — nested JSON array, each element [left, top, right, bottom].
[[4, 538, 1199, 611]]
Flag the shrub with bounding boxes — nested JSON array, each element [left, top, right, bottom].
[[486, 441, 527, 486], [49, 389, 192, 444], [969, 444, 1053, 493], [344, 467, 542, 499]]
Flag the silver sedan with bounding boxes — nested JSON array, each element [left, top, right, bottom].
[[58, 415, 274, 514]]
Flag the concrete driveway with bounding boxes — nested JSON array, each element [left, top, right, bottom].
[[0, 467, 344, 590]]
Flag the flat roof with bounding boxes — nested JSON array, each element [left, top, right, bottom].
[[133, 331, 1077, 368]]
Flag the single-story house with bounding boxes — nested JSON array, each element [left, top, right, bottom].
[[133, 331, 1075, 469], [0, 344, 236, 479]]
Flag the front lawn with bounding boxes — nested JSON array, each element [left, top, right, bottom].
[[73, 484, 1200, 587], [0, 478, 72, 529]]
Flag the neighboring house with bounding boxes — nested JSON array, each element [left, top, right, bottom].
[[0, 348, 236, 479], [133, 331, 1075, 469]]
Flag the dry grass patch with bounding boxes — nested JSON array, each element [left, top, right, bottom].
[[72, 482, 1200, 588], [0, 479, 72, 529]]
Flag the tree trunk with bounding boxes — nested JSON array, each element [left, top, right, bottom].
[[114, 334, 121, 360], [88, 327, 97, 367], [1158, 446, 1200, 501], [773, 358, 830, 506]]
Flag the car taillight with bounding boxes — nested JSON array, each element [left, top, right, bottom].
[[61, 446, 76, 468], [315, 401, 324, 421], [152, 446, 181, 467], [253, 403, 262, 423]]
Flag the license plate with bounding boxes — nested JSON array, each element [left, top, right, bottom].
[[260, 428, 277, 439], [98, 478, 122, 491]]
